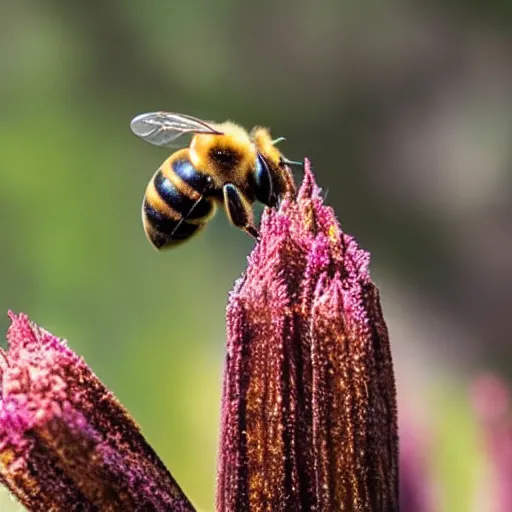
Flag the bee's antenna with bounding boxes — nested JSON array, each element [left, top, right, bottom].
[[282, 157, 304, 167], [272, 136, 286, 145]]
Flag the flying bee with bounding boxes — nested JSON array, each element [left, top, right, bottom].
[[130, 111, 299, 249]]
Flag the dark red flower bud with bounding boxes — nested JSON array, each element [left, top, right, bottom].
[[217, 161, 399, 511]]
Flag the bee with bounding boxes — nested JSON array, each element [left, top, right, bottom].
[[130, 112, 298, 249]]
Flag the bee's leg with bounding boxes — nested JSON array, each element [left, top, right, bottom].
[[170, 194, 204, 238], [223, 184, 260, 240], [282, 164, 297, 199]]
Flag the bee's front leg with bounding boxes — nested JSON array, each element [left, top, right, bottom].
[[223, 184, 260, 240]]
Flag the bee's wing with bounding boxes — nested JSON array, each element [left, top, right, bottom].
[[130, 112, 223, 147]]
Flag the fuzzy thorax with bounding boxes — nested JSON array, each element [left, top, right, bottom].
[[189, 121, 258, 190]]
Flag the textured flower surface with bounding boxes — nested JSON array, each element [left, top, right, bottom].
[[217, 161, 399, 511], [0, 312, 195, 512]]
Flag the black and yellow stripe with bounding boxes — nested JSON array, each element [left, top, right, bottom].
[[142, 152, 216, 249]]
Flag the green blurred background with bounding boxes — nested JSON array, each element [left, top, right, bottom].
[[1, 1, 512, 510]]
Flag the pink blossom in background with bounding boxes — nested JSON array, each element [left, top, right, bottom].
[[472, 374, 512, 512], [399, 416, 434, 512]]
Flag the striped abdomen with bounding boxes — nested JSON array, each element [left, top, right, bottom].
[[142, 151, 216, 249]]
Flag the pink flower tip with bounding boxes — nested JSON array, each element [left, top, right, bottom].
[[0, 312, 195, 511]]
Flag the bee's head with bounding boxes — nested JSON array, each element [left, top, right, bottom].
[[251, 127, 297, 200]]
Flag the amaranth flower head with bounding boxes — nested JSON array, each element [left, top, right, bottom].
[[218, 160, 399, 511]]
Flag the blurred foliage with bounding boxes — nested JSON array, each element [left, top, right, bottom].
[[1, 0, 511, 510], [432, 382, 482, 512]]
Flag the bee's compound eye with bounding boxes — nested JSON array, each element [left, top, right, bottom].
[[254, 153, 278, 207]]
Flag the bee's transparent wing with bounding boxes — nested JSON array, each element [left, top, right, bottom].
[[130, 112, 222, 147]]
